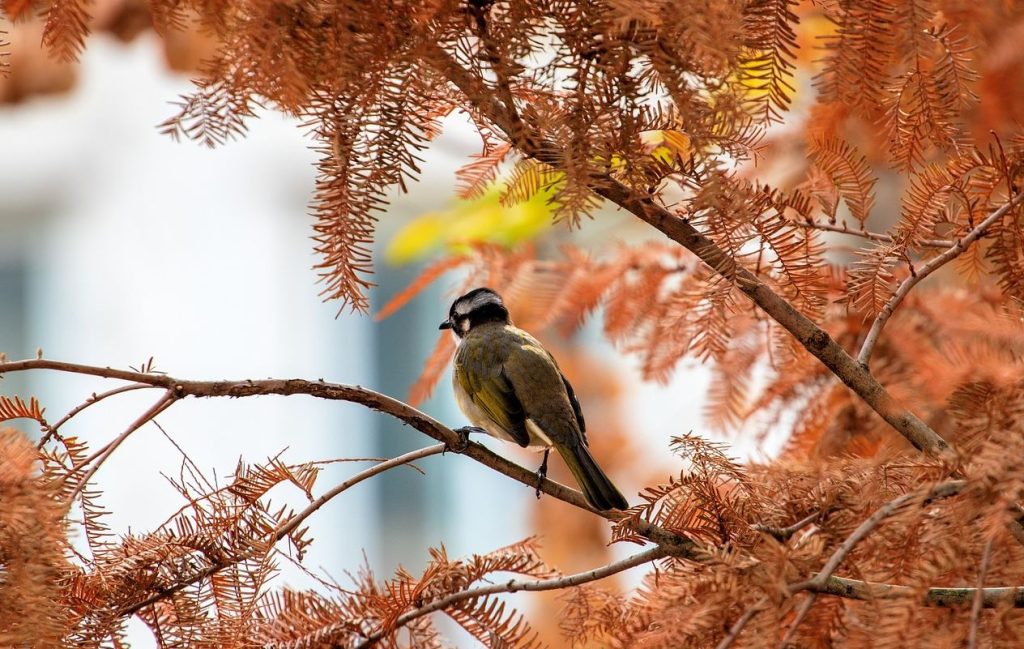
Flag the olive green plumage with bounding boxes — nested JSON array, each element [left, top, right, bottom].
[[442, 288, 628, 511]]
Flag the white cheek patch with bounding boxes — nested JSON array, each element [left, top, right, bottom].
[[458, 318, 471, 334]]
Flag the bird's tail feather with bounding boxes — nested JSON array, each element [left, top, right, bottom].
[[556, 443, 629, 511]]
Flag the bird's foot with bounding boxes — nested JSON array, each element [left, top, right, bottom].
[[446, 426, 486, 454], [534, 448, 550, 500]]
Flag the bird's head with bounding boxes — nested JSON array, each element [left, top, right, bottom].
[[439, 287, 510, 337]]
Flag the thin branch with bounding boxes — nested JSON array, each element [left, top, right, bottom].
[[66, 390, 177, 503], [119, 443, 447, 618], [752, 510, 822, 541], [968, 539, 994, 649], [716, 598, 767, 649], [799, 221, 954, 248], [38, 382, 156, 449], [424, 42, 952, 459], [351, 545, 669, 649], [857, 192, 1024, 364], [777, 593, 817, 648]]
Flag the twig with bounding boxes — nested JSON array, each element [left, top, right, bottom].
[[857, 192, 1024, 365], [777, 593, 817, 648], [752, 510, 822, 542], [351, 545, 669, 649], [799, 221, 953, 248], [119, 443, 447, 618], [423, 42, 952, 459], [0, 358, 696, 556], [968, 538, 994, 649], [716, 598, 767, 649], [38, 382, 155, 449], [66, 390, 177, 503]]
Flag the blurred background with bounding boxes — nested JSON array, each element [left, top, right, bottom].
[[0, 27, 715, 645]]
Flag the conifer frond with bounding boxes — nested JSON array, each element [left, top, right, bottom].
[[815, 0, 897, 115], [408, 333, 456, 407], [739, 0, 799, 122], [809, 138, 877, 224], [0, 394, 46, 425], [41, 0, 91, 62], [457, 142, 513, 200], [229, 455, 320, 504]]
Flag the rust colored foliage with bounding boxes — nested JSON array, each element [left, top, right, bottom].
[[5, 0, 1024, 647]]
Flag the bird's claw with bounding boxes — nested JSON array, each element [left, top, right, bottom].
[[446, 426, 485, 454], [534, 448, 550, 500]]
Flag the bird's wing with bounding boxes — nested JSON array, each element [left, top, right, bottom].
[[502, 342, 586, 448], [454, 359, 530, 447], [560, 371, 588, 446]]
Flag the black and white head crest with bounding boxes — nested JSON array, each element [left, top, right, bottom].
[[439, 287, 510, 337]]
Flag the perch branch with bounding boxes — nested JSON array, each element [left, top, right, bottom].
[[857, 192, 1024, 364], [424, 42, 952, 458], [0, 358, 697, 556], [352, 545, 670, 649]]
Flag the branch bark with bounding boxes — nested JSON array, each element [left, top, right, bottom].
[[424, 43, 952, 458]]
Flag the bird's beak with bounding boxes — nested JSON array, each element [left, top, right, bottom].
[[439, 320, 452, 330]]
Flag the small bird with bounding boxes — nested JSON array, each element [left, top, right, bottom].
[[440, 287, 629, 511]]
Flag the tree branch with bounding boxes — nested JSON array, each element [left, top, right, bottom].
[[351, 545, 670, 649], [968, 538, 994, 649], [799, 221, 953, 248], [424, 43, 951, 458], [752, 509, 822, 542], [857, 192, 1024, 364], [67, 390, 177, 503], [0, 358, 698, 556], [812, 576, 1024, 608], [39, 382, 156, 449]]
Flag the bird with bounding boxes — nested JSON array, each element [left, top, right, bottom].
[[439, 287, 629, 511]]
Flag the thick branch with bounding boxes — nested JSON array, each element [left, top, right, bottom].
[[352, 545, 669, 649], [0, 358, 697, 555], [857, 192, 1024, 364], [814, 576, 1024, 608], [425, 44, 951, 458]]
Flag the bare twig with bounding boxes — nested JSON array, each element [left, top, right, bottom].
[[857, 192, 1024, 365], [120, 443, 447, 618], [66, 390, 177, 503], [424, 43, 952, 458], [777, 593, 817, 648], [968, 539, 994, 649], [799, 221, 953, 248], [716, 598, 767, 649], [351, 545, 669, 649], [752, 510, 822, 542], [38, 382, 156, 449]]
